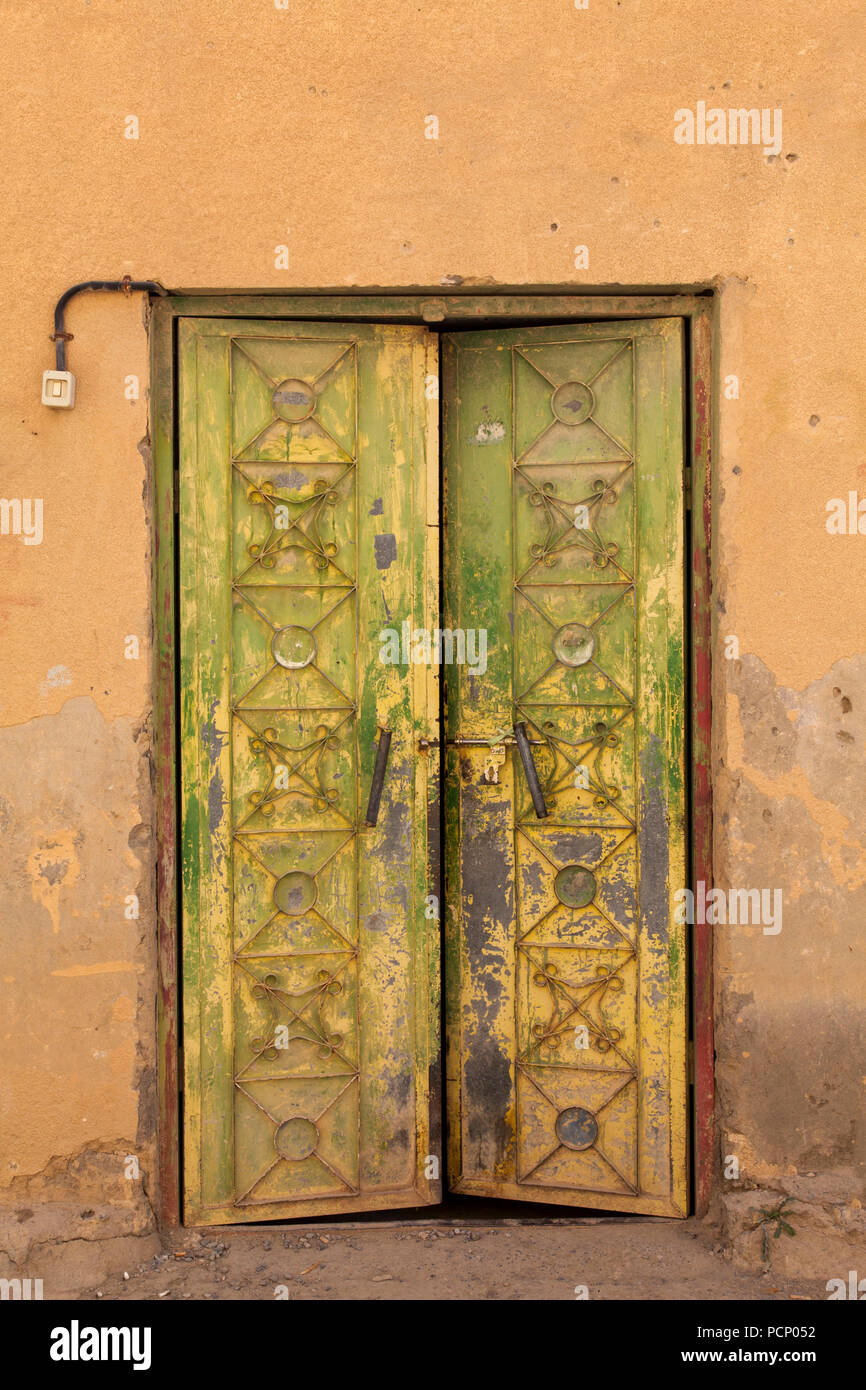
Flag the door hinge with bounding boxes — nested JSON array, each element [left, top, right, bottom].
[[684, 467, 693, 510], [688, 1039, 695, 1085], [174, 470, 180, 513], [177, 1045, 184, 1093]]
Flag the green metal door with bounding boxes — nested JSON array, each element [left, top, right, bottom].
[[442, 319, 688, 1215], [178, 319, 440, 1223]]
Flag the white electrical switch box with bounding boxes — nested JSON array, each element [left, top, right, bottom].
[[42, 370, 76, 408]]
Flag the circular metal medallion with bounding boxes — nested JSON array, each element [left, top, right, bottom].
[[272, 378, 315, 422], [272, 625, 317, 669], [274, 1116, 319, 1161], [551, 380, 594, 425], [273, 871, 318, 917], [554, 864, 597, 908], [552, 622, 596, 667], [555, 1106, 599, 1150]]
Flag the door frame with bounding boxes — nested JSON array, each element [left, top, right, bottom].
[[150, 289, 716, 1227]]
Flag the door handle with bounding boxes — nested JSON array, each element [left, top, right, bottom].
[[514, 722, 549, 819], [364, 727, 393, 826]]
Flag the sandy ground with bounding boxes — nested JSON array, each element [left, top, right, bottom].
[[74, 1217, 820, 1302]]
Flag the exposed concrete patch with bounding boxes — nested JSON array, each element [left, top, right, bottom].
[[0, 1142, 157, 1269], [0, 698, 157, 1222], [712, 652, 866, 1256], [26, 829, 82, 933], [720, 1184, 866, 1280]]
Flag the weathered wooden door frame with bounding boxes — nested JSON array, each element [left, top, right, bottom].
[[151, 289, 715, 1227]]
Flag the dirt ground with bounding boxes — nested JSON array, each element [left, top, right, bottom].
[[72, 1217, 820, 1302]]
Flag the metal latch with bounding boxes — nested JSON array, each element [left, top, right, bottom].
[[482, 746, 506, 784]]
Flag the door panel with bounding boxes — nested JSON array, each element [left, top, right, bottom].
[[443, 319, 687, 1215], [179, 319, 439, 1223]]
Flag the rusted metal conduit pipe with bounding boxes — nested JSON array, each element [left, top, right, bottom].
[[51, 277, 169, 370]]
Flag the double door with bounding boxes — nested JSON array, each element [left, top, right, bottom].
[[178, 316, 687, 1223]]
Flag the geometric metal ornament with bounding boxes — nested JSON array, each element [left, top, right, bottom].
[[443, 317, 687, 1217], [179, 318, 440, 1224]]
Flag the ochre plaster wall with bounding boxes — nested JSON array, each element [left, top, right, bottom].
[[1, 0, 863, 1275]]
